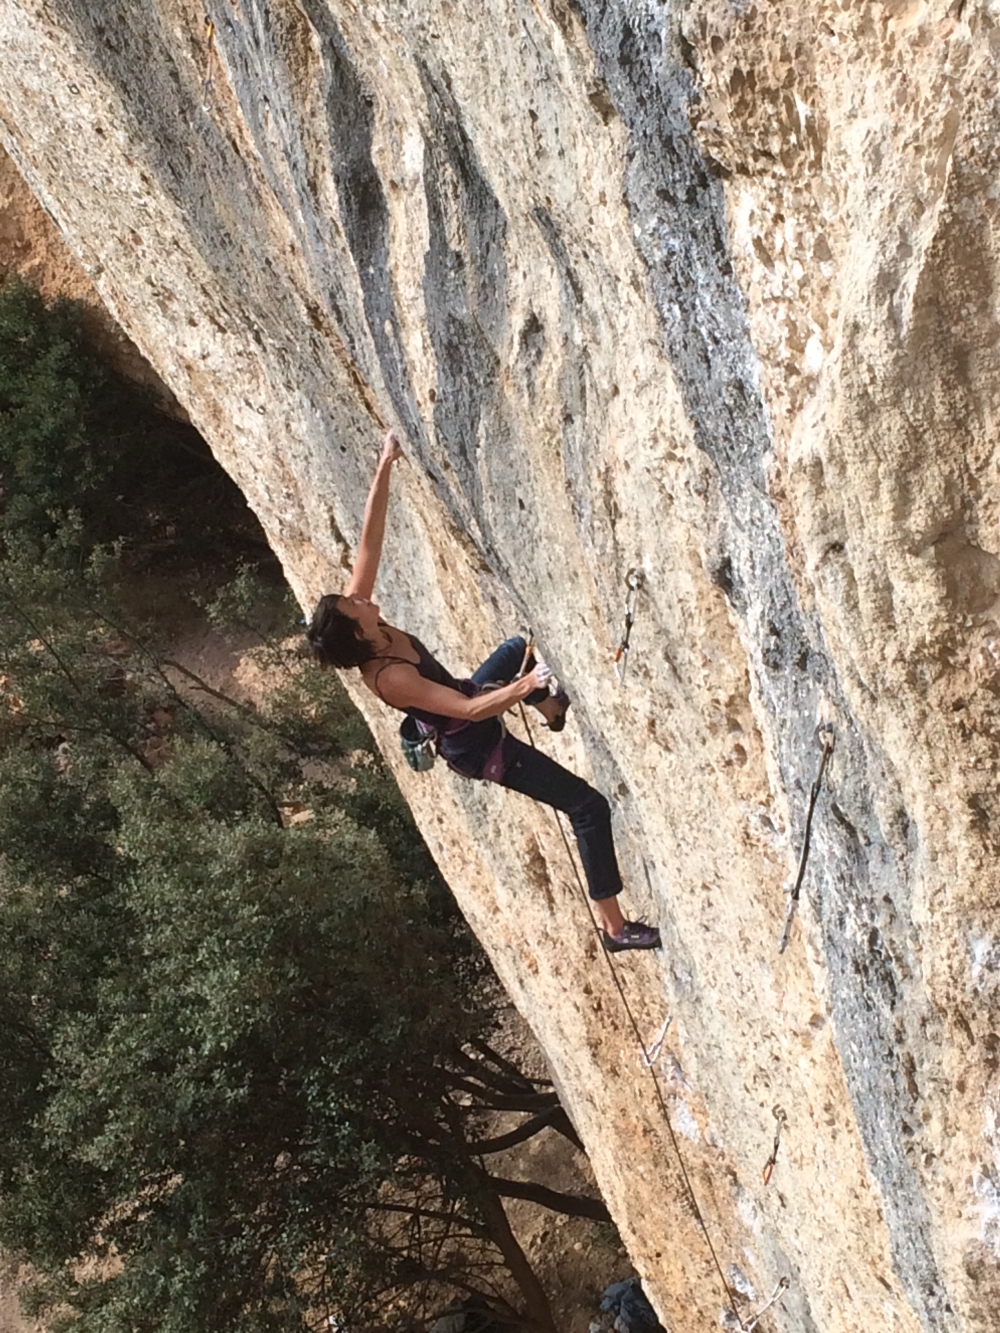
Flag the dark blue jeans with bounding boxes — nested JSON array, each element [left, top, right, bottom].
[[470, 637, 623, 903], [470, 635, 547, 701]]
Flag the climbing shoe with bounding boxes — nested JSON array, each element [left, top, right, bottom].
[[602, 921, 662, 953], [545, 686, 571, 732]]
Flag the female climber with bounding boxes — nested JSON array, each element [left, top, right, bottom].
[[306, 429, 661, 954]]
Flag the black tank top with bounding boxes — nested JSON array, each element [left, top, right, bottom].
[[372, 633, 502, 776]]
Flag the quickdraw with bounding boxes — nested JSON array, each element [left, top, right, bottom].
[[614, 567, 644, 683], [744, 1276, 791, 1333], [201, 17, 218, 104], [640, 1014, 672, 1068], [761, 1105, 787, 1185], [778, 722, 835, 953]]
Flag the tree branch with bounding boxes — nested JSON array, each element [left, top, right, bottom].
[[470, 1107, 565, 1155], [368, 1201, 484, 1233], [487, 1178, 610, 1222], [449, 1046, 536, 1096], [14, 712, 155, 774], [447, 1079, 559, 1113], [467, 1037, 551, 1089], [161, 657, 256, 713], [471, 1106, 583, 1156], [0, 584, 83, 696]]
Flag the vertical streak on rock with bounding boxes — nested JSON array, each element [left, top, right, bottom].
[[572, 1, 951, 1325], [418, 59, 514, 581], [529, 205, 601, 551], [293, 0, 426, 448]]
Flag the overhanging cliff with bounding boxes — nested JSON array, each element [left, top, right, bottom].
[[1, 2, 998, 1329]]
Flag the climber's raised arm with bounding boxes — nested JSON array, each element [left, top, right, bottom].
[[345, 429, 403, 600], [305, 443, 662, 954]]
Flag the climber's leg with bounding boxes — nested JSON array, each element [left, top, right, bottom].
[[496, 736, 659, 950], [472, 636, 533, 690], [472, 637, 570, 729]]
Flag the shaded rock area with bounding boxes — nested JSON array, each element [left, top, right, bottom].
[[0, 2, 998, 1330], [0, 143, 180, 407]]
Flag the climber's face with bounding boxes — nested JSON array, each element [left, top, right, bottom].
[[337, 593, 383, 646]]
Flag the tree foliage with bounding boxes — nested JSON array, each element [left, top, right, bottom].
[[0, 283, 606, 1333], [0, 558, 603, 1333], [0, 275, 266, 568], [0, 277, 146, 548]]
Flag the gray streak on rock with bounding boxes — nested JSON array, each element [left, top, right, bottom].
[[574, 1, 950, 1324]]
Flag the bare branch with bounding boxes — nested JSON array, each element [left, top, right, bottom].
[[487, 1178, 610, 1222], [447, 1079, 559, 1113], [470, 1107, 565, 1155], [467, 1037, 551, 1089]]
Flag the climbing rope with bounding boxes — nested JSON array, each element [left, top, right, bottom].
[[515, 700, 747, 1328], [778, 723, 835, 953]]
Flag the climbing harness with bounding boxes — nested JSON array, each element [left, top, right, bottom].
[[614, 568, 645, 683], [515, 701, 754, 1329], [761, 1105, 787, 1185], [778, 723, 835, 953]]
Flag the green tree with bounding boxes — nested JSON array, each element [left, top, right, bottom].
[[0, 556, 604, 1333], [0, 276, 266, 569], [0, 281, 608, 1331], [0, 277, 140, 547]]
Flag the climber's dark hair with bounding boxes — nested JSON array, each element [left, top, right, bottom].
[[306, 594, 377, 669]]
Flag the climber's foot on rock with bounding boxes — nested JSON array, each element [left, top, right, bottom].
[[602, 921, 662, 954], [536, 687, 571, 732]]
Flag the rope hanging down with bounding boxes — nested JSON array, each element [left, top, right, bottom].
[[778, 723, 835, 953], [515, 700, 747, 1328]]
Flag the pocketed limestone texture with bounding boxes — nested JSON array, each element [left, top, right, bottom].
[[0, 2, 998, 1329]]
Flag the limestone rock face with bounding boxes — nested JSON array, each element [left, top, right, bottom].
[[0, 143, 178, 400], [1, 2, 998, 1329]]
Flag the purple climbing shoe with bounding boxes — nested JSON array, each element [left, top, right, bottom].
[[602, 920, 662, 953]]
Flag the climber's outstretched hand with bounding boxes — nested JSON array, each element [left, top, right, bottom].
[[346, 428, 403, 600], [380, 429, 403, 466]]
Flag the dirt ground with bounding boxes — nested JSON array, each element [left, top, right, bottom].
[[0, 1269, 40, 1333]]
